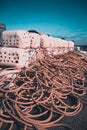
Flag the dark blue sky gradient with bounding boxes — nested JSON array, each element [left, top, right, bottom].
[[0, 0, 87, 45]]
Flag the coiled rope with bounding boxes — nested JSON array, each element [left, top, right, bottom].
[[0, 51, 87, 130]]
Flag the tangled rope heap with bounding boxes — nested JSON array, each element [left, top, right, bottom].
[[0, 52, 87, 130]]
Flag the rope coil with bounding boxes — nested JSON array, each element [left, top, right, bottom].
[[0, 51, 87, 130]]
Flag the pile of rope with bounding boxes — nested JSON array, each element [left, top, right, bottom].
[[0, 51, 87, 130]]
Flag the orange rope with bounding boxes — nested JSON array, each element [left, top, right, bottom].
[[0, 51, 87, 130]]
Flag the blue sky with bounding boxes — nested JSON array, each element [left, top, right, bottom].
[[0, 0, 87, 45]]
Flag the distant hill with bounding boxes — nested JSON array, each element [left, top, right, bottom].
[[75, 45, 87, 51]]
